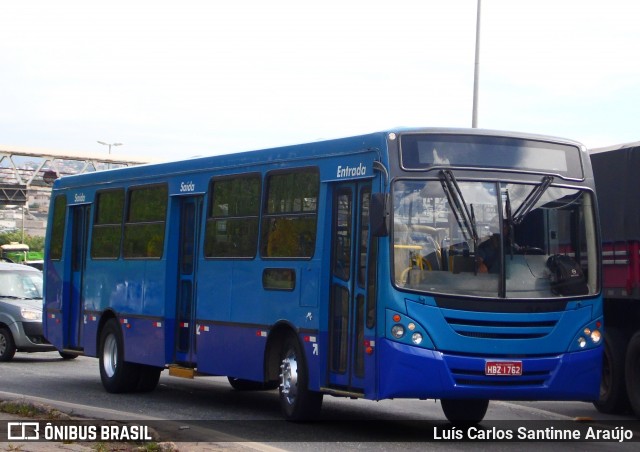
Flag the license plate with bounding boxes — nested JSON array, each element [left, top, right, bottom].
[[485, 361, 522, 376]]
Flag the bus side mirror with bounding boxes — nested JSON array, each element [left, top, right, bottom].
[[370, 193, 389, 237]]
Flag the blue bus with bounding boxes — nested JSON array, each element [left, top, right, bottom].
[[44, 128, 602, 423]]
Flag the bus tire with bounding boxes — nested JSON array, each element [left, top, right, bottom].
[[441, 399, 489, 424], [594, 330, 630, 414], [136, 365, 162, 392], [625, 332, 640, 418], [279, 335, 323, 421], [59, 351, 78, 360], [0, 327, 16, 362], [99, 319, 139, 393]]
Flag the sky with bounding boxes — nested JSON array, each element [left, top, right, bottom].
[[1, 0, 639, 162]]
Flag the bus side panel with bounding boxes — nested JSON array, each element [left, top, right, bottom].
[[43, 262, 65, 350], [121, 316, 166, 366], [197, 261, 231, 322], [197, 324, 266, 379], [121, 260, 167, 367], [82, 315, 99, 356], [82, 260, 120, 357], [82, 259, 168, 366]]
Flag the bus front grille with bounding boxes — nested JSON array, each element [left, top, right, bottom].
[[444, 316, 557, 340]]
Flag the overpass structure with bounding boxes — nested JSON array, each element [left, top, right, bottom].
[[0, 145, 150, 235]]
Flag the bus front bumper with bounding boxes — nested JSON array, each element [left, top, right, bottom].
[[377, 338, 601, 401]]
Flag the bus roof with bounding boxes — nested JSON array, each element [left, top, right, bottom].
[[51, 127, 585, 190]]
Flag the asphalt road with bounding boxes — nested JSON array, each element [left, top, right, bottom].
[[1, 352, 639, 450]]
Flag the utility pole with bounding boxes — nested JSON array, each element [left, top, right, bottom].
[[97, 141, 123, 155], [472, 0, 481, 128]]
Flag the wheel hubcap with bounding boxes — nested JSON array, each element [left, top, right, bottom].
[[0, 334, 6, 356], [280, 349, 299, 405], [103, 334, 118, 378]]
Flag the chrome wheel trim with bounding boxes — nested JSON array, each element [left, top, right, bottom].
[[280, 349, 299, 406], [103, 334, 118, 378]]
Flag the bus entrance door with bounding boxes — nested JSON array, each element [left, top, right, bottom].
[[68, 204, 90, 350], [174, 196, 203, 367], [328, 182, 372, 392]]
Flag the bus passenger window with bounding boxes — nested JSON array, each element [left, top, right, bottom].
[[92, 189, 125, 259], [49, 195, 67, 260], [204, 174, 260, 258], [123, 184, 168, 259], [261, 168, 319, 258]]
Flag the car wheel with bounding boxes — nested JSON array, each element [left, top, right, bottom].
[[0, 327, 16, 362]]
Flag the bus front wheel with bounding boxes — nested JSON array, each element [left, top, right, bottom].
[[99, 319, 139, 393], [440, 399, 489, 424], [279, 335, 322, 421]]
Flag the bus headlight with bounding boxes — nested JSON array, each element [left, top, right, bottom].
[[391, 324, 405, 339], [570, 319, 603, 352], [411, 332, 423, 345]]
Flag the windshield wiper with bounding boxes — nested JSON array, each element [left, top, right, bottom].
[[505, 188, 514, 259], [512, 175, 553, 225], [439, 169, 479, 251]]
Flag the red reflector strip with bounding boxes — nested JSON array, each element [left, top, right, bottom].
[[91, 315, 97, 322], [154, 322, 162, 328], [199, 325, 210, 332], [256, 330, 267, 337], [304, 336, 317, 343], [49, 313, 56, 319], [180, 322, 189, 328], [120, 318, 128, 324]]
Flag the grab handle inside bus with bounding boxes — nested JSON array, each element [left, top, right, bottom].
[[370, 193, 390, 237]]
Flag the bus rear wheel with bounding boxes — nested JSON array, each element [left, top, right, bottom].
[[440, 399, 489, 424], [136, 365, 162, 392], [279, 335, 322, 421], [99, 319, 139, 393]]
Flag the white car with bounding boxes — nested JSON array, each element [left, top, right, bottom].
[[0, 262, 59, 361]]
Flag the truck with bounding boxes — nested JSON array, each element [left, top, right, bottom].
[[0, 243, 44, 270], [590, 141, 640, 417]]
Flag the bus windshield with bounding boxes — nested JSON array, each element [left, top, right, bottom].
[[392, 178, 598, 299]]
